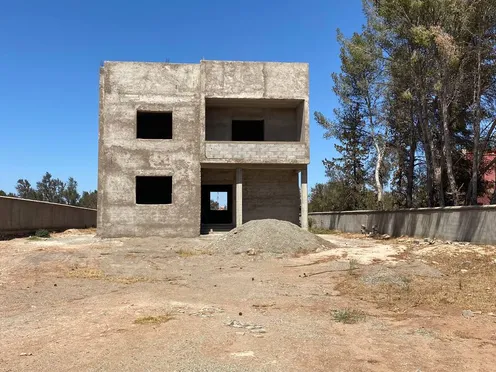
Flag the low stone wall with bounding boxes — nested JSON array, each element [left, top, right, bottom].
[[0, 196, 96, 236], [309, 206, 496, 244]]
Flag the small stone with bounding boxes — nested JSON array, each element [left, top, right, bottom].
[[460, 269, 468, 273], [239, 312, 242, 316], [462, 310, 474, 318], [250, 328, 267, 334], [235, 332, 245, 336], [431, 261, 439, 265], [20, 353, 33, 356], [231, 351, 254, 357], [252, 334, 264, 338], [473, 311, 482, 315], [487, 312, 496, 317]]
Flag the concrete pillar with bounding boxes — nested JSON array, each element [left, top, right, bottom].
[[236, 168, 243, 227], [300, 167, 308, 230]]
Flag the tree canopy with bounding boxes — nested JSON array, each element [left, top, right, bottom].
[[312, 0, 496, 212]]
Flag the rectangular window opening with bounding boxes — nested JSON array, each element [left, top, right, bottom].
[[136, 176, 172, 204], [210, 191, 228, 211], [232, 120, 264, 141], [137, 111, 173, 139]]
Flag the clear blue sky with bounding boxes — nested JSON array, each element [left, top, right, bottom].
[[0, 0, 365, 194]]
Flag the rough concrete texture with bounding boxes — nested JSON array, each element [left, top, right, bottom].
[[201, 168, 301, 226], [0, 196, 96, 235], [243, 169, 300, 224], [204, 142, 308, 164], [98, 62, 201, 238], [98, 60, 309, 237], [309, 205, 496, 244], [200, 61, 309, 164], [206, 107, 301, 141]]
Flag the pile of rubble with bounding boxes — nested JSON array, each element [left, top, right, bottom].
[[207, 219, 335, 255]]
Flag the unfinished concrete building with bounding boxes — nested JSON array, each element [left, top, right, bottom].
[[97, 60, 309, 237]]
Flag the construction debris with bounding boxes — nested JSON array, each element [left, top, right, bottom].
[[207, 219, 335, 255]]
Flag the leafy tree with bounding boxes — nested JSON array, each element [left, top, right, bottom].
[[16, 179, 39, 200], [210, 199, 220, 210], [0, 190, 6, 196], [36, 172, 65, 203], [325, 25, 389, 207], [63, 177, 80, 205], [315, 103, 371, 210], [317, 0, 496, 209], [79, 190, 97, 209]]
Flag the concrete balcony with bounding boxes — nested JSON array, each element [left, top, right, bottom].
[[201, 141, 309, 164]]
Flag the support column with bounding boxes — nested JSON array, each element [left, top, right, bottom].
[[236, 168, 243, 227], [300, 167, 308, 230]]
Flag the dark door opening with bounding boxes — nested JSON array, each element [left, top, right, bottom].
[[201, 185, 233, 225]]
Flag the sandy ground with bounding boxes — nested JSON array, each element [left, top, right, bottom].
[[1, 230, 496, 371]]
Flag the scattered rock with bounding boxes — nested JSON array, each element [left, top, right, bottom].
[[231, 351, 254, 357], [462, 310, 474, 318], [487, 312, 496, 317], [226, 320, 266, 334], [189, 306, 224, 318], [460, 269, 468, 274], [19, 353, 33, 357]]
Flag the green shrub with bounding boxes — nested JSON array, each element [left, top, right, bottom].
[[35, 229, 50, 238]]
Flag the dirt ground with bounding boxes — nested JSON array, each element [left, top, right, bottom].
[[1, 229, 496, 371]]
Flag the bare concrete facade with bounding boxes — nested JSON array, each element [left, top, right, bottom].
[[98, 60, 309, 237]]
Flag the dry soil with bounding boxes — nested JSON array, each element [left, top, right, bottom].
[[1, 228, 496, 371]]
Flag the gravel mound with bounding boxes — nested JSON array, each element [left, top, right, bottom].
[[207, 219, 335, 255], [361, 261, 442, 287]]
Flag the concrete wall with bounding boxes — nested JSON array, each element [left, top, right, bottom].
[[243, 169, 299, 224], [204, 142, 308, 164], [199, 61, 309, 165], [0, 196, 96, 235], [309, 206, 496, 244], [98, 62, 202, 238], [98, 60, 309, 237], [206, 107, 300, 141]]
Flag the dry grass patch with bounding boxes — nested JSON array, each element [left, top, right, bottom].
[[67, 267, 152, 284], [134, 314, 174, 325], [337, 251, 496, 312], [332, 308, 366, 324], [67, 268, 105, 279]]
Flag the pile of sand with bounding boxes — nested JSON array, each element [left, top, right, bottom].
[[207, 219, 335, 255]]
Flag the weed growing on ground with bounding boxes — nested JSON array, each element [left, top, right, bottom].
[[348, 259, 359, 275], [134, 314, 174, 325], [332, 308, 366, 324], [35, 229, 50, 238], [67, 267, 152, 283]]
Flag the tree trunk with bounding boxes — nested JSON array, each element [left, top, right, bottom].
[[418, 96, 434, 207], [374, 140, 384, 209], [406, 107, 417, 208], [406, 138, 416, 208], [441, 98, 459, 205], [469, 48, 482, 205]]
